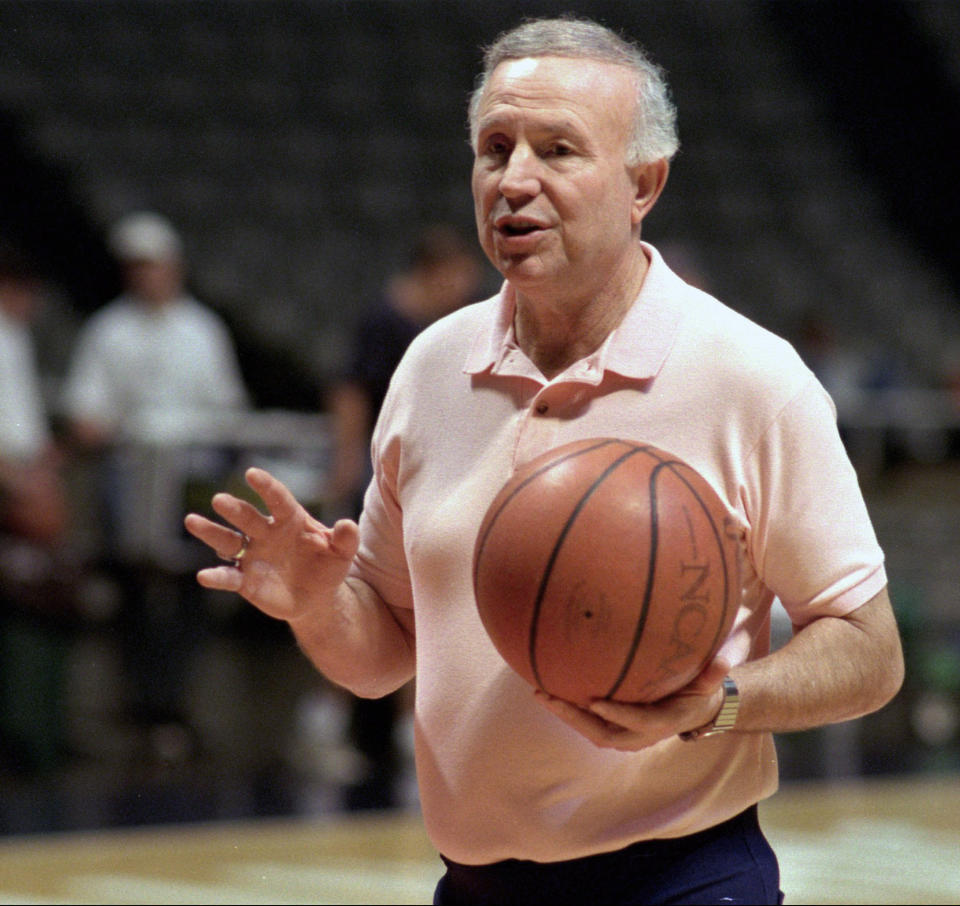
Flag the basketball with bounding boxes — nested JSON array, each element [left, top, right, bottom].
[[472, 438, 741, 705]]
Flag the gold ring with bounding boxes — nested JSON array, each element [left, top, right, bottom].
[[233, 533, 250, 561], [220, 533, 250, 564]]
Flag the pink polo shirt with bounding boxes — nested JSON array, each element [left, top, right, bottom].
[[350, 242, 886, 865]]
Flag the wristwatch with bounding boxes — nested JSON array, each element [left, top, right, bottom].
[[679, 676, 740, 741]]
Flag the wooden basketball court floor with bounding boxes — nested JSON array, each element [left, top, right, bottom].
[[0, 774, 957, 905]]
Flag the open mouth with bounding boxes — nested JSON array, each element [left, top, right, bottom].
[[498, 221, 543, 237]]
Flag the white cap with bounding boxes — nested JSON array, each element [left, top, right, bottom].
[[108, 211, 182, 261]]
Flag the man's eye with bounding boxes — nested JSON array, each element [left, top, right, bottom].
[[549, 144, 573, 156]]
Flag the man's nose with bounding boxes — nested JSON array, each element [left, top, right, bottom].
[[499, 146, 541, 198]]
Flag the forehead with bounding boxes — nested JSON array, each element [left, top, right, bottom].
[[475, 55, 636, 137]]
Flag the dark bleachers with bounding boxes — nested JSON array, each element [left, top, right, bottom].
[[2, 1, 958, 387]]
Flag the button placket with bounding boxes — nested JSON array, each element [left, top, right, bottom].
[[515, 390, 560, 465]]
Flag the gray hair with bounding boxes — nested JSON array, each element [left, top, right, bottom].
[[468, 16, 679, 165]]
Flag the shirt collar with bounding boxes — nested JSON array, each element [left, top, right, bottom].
[[463, 241, 684, 384]]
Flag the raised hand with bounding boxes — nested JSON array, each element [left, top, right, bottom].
[[184, 466, 359, 624]]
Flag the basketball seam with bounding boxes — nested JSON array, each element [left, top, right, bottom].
[[529, 445, 654, 692], [472, 438, 622, 597], [603, 459, 670, 698], [605, 460, 734, 699]]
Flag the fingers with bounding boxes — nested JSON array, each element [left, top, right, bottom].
[[187, 467, 305, 547], [195, 563, 244, 592], [587, 697, 651, 727], [191, 468, 302, 537], [184, 512, 248, 560], [536, 691, 675, 753], [535, 657, 733, 751], [536, 691, 610, 732], [210, 492, 272, 538], [184, 467, 358, 608], [244, 466, 303, 523], [182, 512, 246, 589], [328, 518, 360, 559]]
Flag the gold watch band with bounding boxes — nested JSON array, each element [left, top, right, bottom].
[[679, 676, 739, 741]]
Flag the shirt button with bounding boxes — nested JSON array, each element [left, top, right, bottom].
[[535, 403, 549, 414]]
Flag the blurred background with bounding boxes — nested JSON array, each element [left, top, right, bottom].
[[0, 0, 958, 839]]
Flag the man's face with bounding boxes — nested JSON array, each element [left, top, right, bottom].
[[471, 56, 643, 302], [123, 256, 183, 305], [0, 278, 40, 323]]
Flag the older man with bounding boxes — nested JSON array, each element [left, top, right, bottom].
[[186, 17, 902, 905]]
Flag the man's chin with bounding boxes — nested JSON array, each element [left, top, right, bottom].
[[495, 252, 554, 284]]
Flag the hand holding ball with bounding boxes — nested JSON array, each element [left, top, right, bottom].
[[473, 438, 741, 705]]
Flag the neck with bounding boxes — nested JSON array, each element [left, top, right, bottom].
[[513, 250, 649, 380]]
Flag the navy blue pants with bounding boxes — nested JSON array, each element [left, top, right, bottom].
[[433, 805, 784, 906]]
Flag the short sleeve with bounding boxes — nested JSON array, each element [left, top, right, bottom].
[[742, 377, 887, 625], [347, 383, 415, 613]]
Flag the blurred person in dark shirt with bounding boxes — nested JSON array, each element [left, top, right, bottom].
[[325, 223, 483, 808]]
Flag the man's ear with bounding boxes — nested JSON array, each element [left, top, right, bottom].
[[630, 158, 670, 226]]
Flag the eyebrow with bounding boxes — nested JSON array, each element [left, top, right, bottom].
[[476, 115, 584, 140]]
